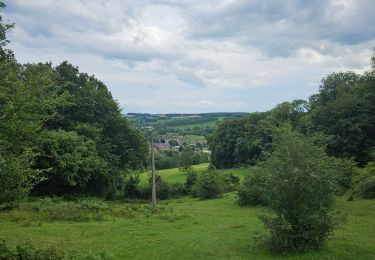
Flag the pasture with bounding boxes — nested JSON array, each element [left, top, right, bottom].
[[0, 194, 374, 259]]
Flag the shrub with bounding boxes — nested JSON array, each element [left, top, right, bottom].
[[184, 169, 197, 193], [237, 167, 268, 206], [0, 239, 13, 259], [154, 175, 171, 200], [0, 147, 35, 204], [356, 176, 375, 199], [330, 158, 355, 195], [124, 172, 141, 199], [208, 163, 216, 170], [140, 175, 186, 200], [353, 162, 375, 199], [0, 239, 64, 259], [258, 127, 340, 253], [192, 171, 223, 199], [169, 183, 187, 198], [222, 173, 240, 192], [6, 197, 110, 222]]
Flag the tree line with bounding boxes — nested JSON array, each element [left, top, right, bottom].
[[0, 3, 148, 204], [208, 60, 375, 168]]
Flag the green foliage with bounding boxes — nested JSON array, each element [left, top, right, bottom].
[[179, 148, 195, 170], [307, 71, 375, 165], [123, 172, 141, 199], [0, 239, 64, 260], [154, 151, 180, 169], [129, 112, 248, 137], [0, 145, 35, 204], [139, 175, 187, 200], [0, 11, 148, 200], [0, 2, 14, 60], [34, 130, 106, 195], [168, 139, 179, 146], [208, 101, 308, 169], [222, 173, 240, 192], [237, 167, 268, 206], [1, 197, 110, 223], [177, 147, 208, 171], [210, 52, 375, 169], [184, 169, 197, 193], [192, 171, 223, 199], [208, 118, 253, 168], [355, 176, 375, 199], [258, 127, 340, 253], [353, 162, 375, 199], [330, 158, 355, 195]]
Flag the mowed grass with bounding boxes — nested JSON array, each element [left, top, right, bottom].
[[0, 194, 374, 259], [139, 163, 249, 186]]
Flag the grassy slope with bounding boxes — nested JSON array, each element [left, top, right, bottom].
[[140, 163, 249, 185], [0, 194, 374, 259]]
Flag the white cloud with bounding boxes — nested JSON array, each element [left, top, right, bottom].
[[3, 0, 374, 113]]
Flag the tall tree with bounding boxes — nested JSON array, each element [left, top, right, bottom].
[[307, 71, 375, 165]]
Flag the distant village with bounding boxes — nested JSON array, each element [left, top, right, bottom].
[[153, 134, 211, 154]]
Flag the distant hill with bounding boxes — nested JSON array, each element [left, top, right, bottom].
[[126, 112, 248, 136]]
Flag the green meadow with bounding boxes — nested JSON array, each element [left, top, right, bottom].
[[0, 194, 374, 259], [140, 163, 249, 185]]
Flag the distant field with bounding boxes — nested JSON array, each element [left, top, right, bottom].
[[140, 163, 249, 186], [1, 195, 374, 259], [184, 135, 206, 141], [127, 112, 249, 134], [140, 163, 209, 185]]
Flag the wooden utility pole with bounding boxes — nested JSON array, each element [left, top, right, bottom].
[[151, 134, 157, 207]]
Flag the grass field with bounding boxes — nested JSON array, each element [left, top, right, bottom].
[[0, 194, 374, 259], [139, 163, 249, 186]]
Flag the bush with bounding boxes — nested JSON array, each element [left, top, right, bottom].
[[140, 175, 186, 200], [208, 163, 216, 170], [237, 167, 268, 206], [0, 147, 35, 204], [6, 197, 110, 222], [356, 176, 375, 199], [169, 183, 187, 198], [184, 169, 197, 193], [258, 127, 340, 253], [330, 158, 355, 195], [353, 162, 375, 199], [0, 239, 64, 259], [124, 172, 141, 199], [222, 173, 240, 192], [192, 171, 223, 199]]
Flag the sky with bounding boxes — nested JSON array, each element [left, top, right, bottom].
[[3, 0, 375, 114]]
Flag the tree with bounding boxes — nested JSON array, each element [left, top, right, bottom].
[[352, 162, 375, 199], [0, 144, 34, 204], [259, 127, 340, 252], [179, 148, 195, 171], [237, 166, 268, 206], [307, 71, 375, 165], [34, 130, 106, 195], [184, 169, 197, 193], [192, 171, 223, 199], [0, 2, 14, 60]]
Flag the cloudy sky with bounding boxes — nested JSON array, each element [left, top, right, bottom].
[[3, 0, 375, 113]]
